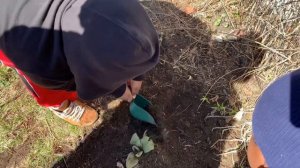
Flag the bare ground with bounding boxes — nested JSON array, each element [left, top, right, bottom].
[[53, 1, 264, 168]]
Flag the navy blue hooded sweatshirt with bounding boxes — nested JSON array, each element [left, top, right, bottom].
[[0, 0, 159, 100]]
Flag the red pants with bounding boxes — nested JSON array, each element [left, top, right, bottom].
[[0, 50, 77, 107]]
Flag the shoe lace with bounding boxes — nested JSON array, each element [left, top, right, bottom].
[[62, 102, 85, 122]]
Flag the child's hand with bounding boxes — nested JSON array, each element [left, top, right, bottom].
[[119, 86, 134, 102], [128, 80, 142, 98]]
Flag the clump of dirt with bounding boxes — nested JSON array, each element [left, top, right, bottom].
[[53, 1, 264, 168]]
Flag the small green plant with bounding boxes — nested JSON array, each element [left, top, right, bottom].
[[126, 131, 155, 168], [233, 12, 241, 18], [212, 102, 226, 114], [200, 96, 210, 104], [228, 106, 239, 116], [214, 17, 223, 26]]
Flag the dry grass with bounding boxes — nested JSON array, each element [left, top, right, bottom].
[[242, 0, 300, 82], [144, 0, 299, 167], [222, 0, 300, 167], [208, 0, 300, 167]]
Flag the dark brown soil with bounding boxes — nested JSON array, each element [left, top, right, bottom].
[[53, 1, 263, 168]]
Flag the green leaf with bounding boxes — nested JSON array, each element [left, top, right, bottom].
[[140, 132, 155, 153], [214, 17, 222, 26], [140, 133, 150, 143], [200, 96, 210, 104], [142, 139, 154, 153], [135, 150, 143, 158], [126, 152, 139, 168], [130, 133, 141, 148]]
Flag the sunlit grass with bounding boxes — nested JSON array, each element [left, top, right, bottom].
[[0, 66, 83, 167]]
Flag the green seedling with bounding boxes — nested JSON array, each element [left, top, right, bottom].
[[233, 12, 241, 18], [214, 17, 223, 26], [126, 131, 155, 168], [228, 106, 239, 116], [200, 96, 210, 104], [212, 102, 226, 114]]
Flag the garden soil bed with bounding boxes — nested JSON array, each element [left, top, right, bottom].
[[53, 1, 263, 168]]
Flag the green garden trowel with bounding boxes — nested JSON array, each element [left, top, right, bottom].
[[129, 94, 157, 126]]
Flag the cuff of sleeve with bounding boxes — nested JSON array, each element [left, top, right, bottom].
[[133, 74, 145, 81], [111, 84, 127, 98]]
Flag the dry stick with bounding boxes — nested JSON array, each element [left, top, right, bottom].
[[275, 48, 300, 51], [247, 10, 284, 35], [272, 16, 300, 36], [238, 155, 247, 167], [160, 59, 190, 71], [211, 139, 243, 148], [276, 57, 294, 66], [255, 18, 283, 38], [212, 123, 250, 159], [219, 150, 238, 156], [221, 128, 242, 136], [63, 158, 69, 168], [255, 41, 292, 62], [248, 3, 300, 36], [231, 153, 235, 167], [197, 67, 250, 111], [160, 39, 200, 70], [45, 118, 57, 140], [160, 27, 200, 31], [219, 128, 234, 136], [247, 1, 257, 23], [205, 115, 233, 119], [168, 104, 192, 119], [235, 124, 252, 154], [199, 0, 215, 12], [276, 0, 300, 6], [287, 23, 300, 36], [211, 126, 237, 131], [174, 44, 196, 65], [220, 0, 236, 28], [281, 16, 300, 23], [240, 122, 252, 140]]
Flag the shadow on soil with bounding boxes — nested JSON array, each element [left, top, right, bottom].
[[53, 1, 264, 168]]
